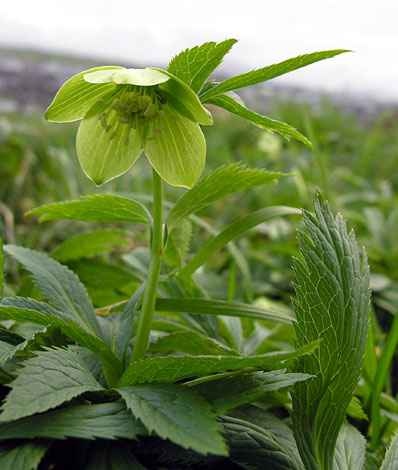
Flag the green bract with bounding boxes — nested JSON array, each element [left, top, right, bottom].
[[46, 66, 212, 188]]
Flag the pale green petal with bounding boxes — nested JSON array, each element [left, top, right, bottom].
[[85, 68, 170, 86], [151, 68, 213, 126], [144, 106, 206, 188], [76, 110, 142, 185], [45, 66, 122, 122]]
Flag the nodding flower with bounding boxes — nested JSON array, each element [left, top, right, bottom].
[[46, 67, 213, 188]]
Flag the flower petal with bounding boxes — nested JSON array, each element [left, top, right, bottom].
[[151, 68, 213, 126], [144, 106, 206, 188], [76, 109, 142, 185], [84, 68, 170, 86], [45, 66, 123, 122]]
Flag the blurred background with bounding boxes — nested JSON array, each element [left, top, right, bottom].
[[0, 0, 397, 315]]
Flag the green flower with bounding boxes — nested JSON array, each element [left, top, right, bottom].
[[46, 66, 213, 188]]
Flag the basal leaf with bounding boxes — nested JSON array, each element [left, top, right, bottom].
[[26, 194, 149, 224], [167, 163, 285, 232], [0, 347, 103, 422], [0, 440, 50, 470], [167, 39, 237, 94], [0, 402, 147, 440], [117, 383, 228, 455], [205, 93, 311, 147], [200, 49, 349, 100], [381, 429, 398, 470], [333, 423, 366, 470], [4, 245, 103, 339], [291, 191, 371, 470]]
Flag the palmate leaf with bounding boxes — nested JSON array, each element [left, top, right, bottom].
[[26, 193, 149, 224], [0, 402, 147, 440], [0, 440, 50, 470], [205, 93, 311, 147], [0, 347, 103, 422], [117, 383, 228, 456], [4, 245, 103, 339], [200, 49, 349, 100], [291, 192, 371, 470], [117, 341, 318, 387], [333, 423, 366, 470], [167, 163, 285, 232], [381, 429, 398, 470], [167, 38, 238, 94]]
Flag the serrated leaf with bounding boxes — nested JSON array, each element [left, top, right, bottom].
[[333, 423, 366, 470], [347, 395, 368, 421], [164, 219, 192, 266], [192, 370, 311, 414], [0, 440, 50, 470], [117, 341, 318, 387], [51, 229, 131, 262], [178, 206, 301, 278], [220, 414, 305, 470], [168, 39, 237, 94], [291, 191, 371, 470], [0, 402, 147, 440], [118, 383, 228, 456], [0, 347, 103, 422], [26, 194, 149, 224], [0, 340, 16, 365], [205, 93, 311, 146], [200, 49, 349, 100], [167, 163, 285, 231], [381, 429, 398, 470], [4, 245, 103, 339]]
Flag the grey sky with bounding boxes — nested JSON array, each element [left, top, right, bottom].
[[1, 0, 397, 100]]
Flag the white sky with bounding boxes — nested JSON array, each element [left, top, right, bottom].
[[1, 0, 398, 101]]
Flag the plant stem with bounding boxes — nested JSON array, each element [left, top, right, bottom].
[[130, 169, 163, 363]]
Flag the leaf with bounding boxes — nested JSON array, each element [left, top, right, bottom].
[[205, 93, 311, 147], [167, 163, 285, 232], [0, 347, 103, 422], [220, 414, 305, 470], [381, 429, 398, 470], [178, 206, 301, 278], [4, 245, 103, 339], [117, 341, 318, 386], [0, 440, 50, 470], [27, 193, 149, 224], [167, 39, 238, 94], [51, 229, 131, 262], [164, 219, 192, 266], [200, 50, 349, 100], [0, 402, 147, 440], [291, 191, 371, 470], [333, 423, 366, 470], [347, 396, 368, 421], [45, 65, 122, 122], [117, 383, 228, 456], [0, 240, 4, 297], [86, 442, 149, 469], [192, 370, 311, 414], [154, 297, 293, 325]]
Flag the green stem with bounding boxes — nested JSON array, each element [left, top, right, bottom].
[[130, 169, 163, 363]]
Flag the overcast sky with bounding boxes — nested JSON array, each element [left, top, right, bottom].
[[1, 0, 398, 101]]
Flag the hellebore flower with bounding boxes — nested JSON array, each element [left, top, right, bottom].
[[46, 66, 213, 188]]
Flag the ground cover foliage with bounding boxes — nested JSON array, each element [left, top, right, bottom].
[[0, 39, 397, 469]]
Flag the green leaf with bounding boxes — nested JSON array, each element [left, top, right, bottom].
[[192, 370, 311, 414], [0, 402, 147, 440], [347, 396, 368, 421], [117, 383, 228, 456], [149, 330, 239, 356], [164, 219, 192, 266], [291, 191, 371, 470], [200, 50, 349, 100], [85, 442, 149, 470], [333, 423, 366, 470], [0, 240, 4, 297], [51, 229, 131, 262], [27, 193, 149, 224], [0, 340, 17, 365], [167, 163, 285, 232], [220, 414, 305, 470], [45, 66, 122, 122], [205, 93, 311, 147], [0, 440, 50, 470], [178, 206, 301, 278], [154, 297, 293, 325], [167, 39, 237, 94], [4, 245, 103, 339], [381, 429, 398, 470], [84, 67, 170, 86], [117, 341, 318, 387], [144, 105, 206, 188], [0, 347, 103, 422]]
